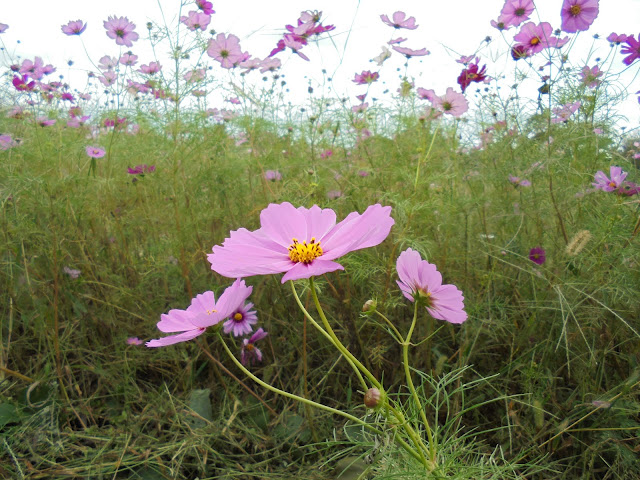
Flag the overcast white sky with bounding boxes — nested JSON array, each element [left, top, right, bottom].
[[1, 0, 639, 130]]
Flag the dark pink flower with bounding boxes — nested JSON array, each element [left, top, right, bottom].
[[241, 328, 268, 365], [396, 248, 467, 324], [511, 44, 530, 60], [560, 0, 599, 33], [620, 35, 640, 66], [196, 0, 215, 15], [12, 74, 36, 92], [500, 0, 535, 28], [207, 33, 245, 68], [380, 11, 418, 30], [352, 70, 379, 85], [103, 15, 139, 47], [208, 202, 394, 283], [457, 59, 487, 93], [529, 247, 546, 265], [127, 164, 155, 175], [61, 20, 87, 35], [392, 45, 430, 58]]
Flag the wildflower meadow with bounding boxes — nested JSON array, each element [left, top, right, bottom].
[[1, 0, 640, 478]]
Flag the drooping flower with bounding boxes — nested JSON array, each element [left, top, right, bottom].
[[103, 15, 139, 47], [241, 328, 268, 365], [372, 46, 392, 66], [208, 202, 394, 283], [457, 59, 487, 92], [380, 11, 418, 30], [560, 0, 599, 33], [529, 247, 546, 265], [352, 70, 379, 85], [207, 33, 245, 68], [223, 301, 257, 336], [396, 248, 467, 324], [429, 87, 469, 117], [196, 0, 215, 15], [499, 0, 535, 28], [620, 35, 640, 66], [392, 45, 430, 58], [86, 146, 106, 158], [61, 20, 87, 36], [592, 166, 628, 192], [147, 279, 253, 347], [606, 32, 628, 45]]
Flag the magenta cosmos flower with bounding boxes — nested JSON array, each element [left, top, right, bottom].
[[208, 202, 394, 283], [529, 247, 546, 265], [457, 59, 487, 93], [86, 146, 106, 158], [241, 328, 268, 365], [396, 248, 467, 324], [593, 166, 627, 192], [607, 32, 628, 45], [620, 35, 640, 66], [223, 301, 257, 336], [147, 279, 253, 347], [380, 11, 418, 30], [514, 22, 569, 55], [196, 0, 215, 15], [560, 0, 599, 33], [499, 0, 535, 28], [103, 16, 139, 47], [61, 20, 87, 36], [207, 33, 245, 69]]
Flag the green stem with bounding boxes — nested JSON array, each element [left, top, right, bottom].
[[309, 278, 381, 390], [414, 123, 440, 192], [403, 302, 437, 463], [374, 310, 404, 343], [290, 281, 368, 391]]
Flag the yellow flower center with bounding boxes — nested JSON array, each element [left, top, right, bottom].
[[233, 312, 243, 321], [530, 37, 540, 45], [570, 5, 581, 16], [246, 344, 254, 351], [608, 181, 617, 188], [288, 237, 323, 264]]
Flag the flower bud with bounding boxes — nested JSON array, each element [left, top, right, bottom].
[[362, 299, 376, 314], [364, 387, 383, 409]]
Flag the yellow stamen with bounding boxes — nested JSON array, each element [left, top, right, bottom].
[[530, 37, 540, 45], [570, 5, 581, 16], [233, 312, 243, 321], [246, 344, 254, 351], [608, 181, 616, 188], [288, 237, 323, 264], [206, 309, 217, 315]]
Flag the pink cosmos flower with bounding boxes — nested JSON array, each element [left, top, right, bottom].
[[514, 22, 568, 55], [20, 57, 46, 79], [457, 59, 487, 93], [241, 328, 268, 365], [37, 117, 56, 127], [352, 102, 368, 113], [560, 0, 599, 33], [509, 175, 531, 187], [126, 337, 144, 345], [499, 0, 535, 28], [0, 135, 16, 150], [327, 190, 343, 200], [388, 37, 407, 45], [98, 55, 118, 70], [392, 46, 430, 58], [580, 65, 602, 88], [147, 279, 253, 347], [208, 202, 394, 283], [606, 33, 628, 45], [12, 74, 36, 92], [223, 301, 257, 336], [63, 266, 81, 278], [127, 164, 155, 175], [620, 35, 640, 66], [380, 11, 418, 30], [264, 170, 282, 181], [139, 62, 162, 74], [180, 10, 211, 31], [592, 166, 627, 192], [98, 71, 117, 87], [429, 87, 469, 117], [207, 33, 245, 68], [551, 101, 581, 123], [353, 70, 379, 85], [259, 57, 281, 73], [184, 68, 205, 83], [529, 247, 546, 265], [61, 20, 87, 35], [0, 23, 8, 33], [490, 18, 508, 31], [86, 146, 106, 158], [320, 149, 333, 159], [103, 15, 139, 47], [196, 0, 215, 15], [396, 248, 467, 324], [120, 53, 138, 66]]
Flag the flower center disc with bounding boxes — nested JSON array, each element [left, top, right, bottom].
[[288, 237, 323, 264], [233, 312, 243, 321], [530, 37, 540, 45], [570, 5, 581, 15]]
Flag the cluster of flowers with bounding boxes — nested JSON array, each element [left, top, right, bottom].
[[593, 166, 640, 196], [268, 11, 335, 62], [147, 203, 468, 365]]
